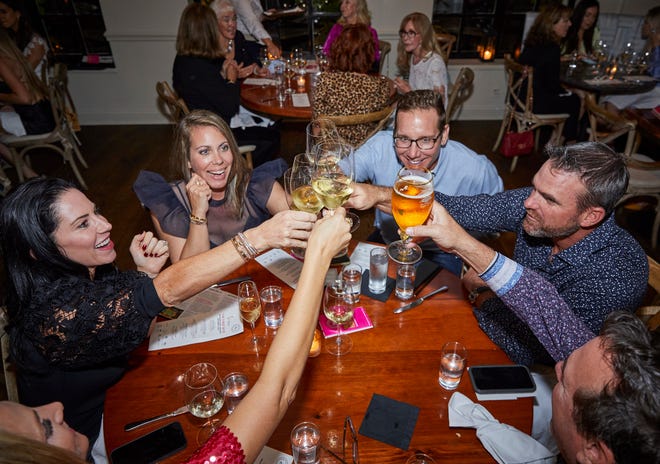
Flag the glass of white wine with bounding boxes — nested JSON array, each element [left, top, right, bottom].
[[184, 362, 225, 445], [305, 118, 340, 156], [238, 280, 265, 351], [311, 140, 354, 212], [284, 161, 323, 260], [323, 280, 356, 356]]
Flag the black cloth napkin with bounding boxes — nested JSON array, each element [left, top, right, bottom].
[[358, 393, 420, 450], [360, 270, 395, 301]]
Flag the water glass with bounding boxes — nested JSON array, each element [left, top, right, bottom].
[[223, 372, 249, 414], [405, 452, 437, 464], [368, 247, 388, 294], [395, 264, 416, 300], [260, 285, 284, 328], [291, 421, 321, 464], [438, 341, 467, 390], [341, 263, 362, 301]]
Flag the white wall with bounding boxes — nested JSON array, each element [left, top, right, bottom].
[[68, 0, 656, 125]]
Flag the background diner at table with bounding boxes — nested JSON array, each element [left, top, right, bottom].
[[561, 0, 601, 59], [133, 110, 316, 263], [172, 3, 279, 167]]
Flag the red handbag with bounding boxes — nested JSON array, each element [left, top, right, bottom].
[[501, 129, 534, 157]]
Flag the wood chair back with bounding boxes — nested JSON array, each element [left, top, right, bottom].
[[435, 32, 456, 64], [156, 81, 190, 123], [317, 102, 396, 148], [378, 40, 391, 75], [584, 92, 637, 156], [446, 67, 474, 121], [637, 255, 660, 331]]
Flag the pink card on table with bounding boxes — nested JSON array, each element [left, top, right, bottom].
[[319, 307, 373, 338]]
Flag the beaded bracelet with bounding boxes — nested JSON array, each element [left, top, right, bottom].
[[190, 214, 207, 225]]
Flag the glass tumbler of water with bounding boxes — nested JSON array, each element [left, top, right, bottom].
[[395, 264, 415, 300], [290, 421, 321, 464], [438, 341, 467, 390], [260, 285, 284, 328], [223, 372, 249, 414], [341, 263, 362, 301], [368, 247, 388, 294]]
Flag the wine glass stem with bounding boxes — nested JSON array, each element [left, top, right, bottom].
[[249, 323, 257, 343]]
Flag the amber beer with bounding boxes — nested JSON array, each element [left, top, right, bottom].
[[392, 174, 434, 234]]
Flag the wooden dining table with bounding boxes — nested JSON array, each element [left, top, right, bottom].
[[103, 245, 533, 463], [560, 61, 657, 96], [240, 76, 313, 120]]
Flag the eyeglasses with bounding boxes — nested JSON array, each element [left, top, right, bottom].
[[343, 416, 359, 464], [393, 134, 441, 150], [399, 29, 418, 39]]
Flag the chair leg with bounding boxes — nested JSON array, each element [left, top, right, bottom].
[[492, 111, 509, 152], [10, 147, 24, 183], [534, 128, 540, 152], [653, 198, 660, 249], [510, 156, 519, 173]]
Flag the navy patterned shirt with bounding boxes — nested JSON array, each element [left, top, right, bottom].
[[437, 188, 648, 365]]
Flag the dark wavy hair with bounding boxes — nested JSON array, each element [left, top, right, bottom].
[[545, 142, 628, 215], [572, 312, 659, 463], [0, 0, 37, 51], [563, 0, 600, 55], [524, 3, 572, 47], [0, 178, 110, 321], [329, 23, 375, 74], [394, 89, 446, 132]]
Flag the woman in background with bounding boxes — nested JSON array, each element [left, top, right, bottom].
[[0, 0, 48, 79], [519, 3, 582, 143], [562, 0, 600, 58], [313, 24, 391, 147], [394, 12, 448, 108], [134, 110, 316, 263], [322, 0, 380, 71], [173, 3, 279, 166]]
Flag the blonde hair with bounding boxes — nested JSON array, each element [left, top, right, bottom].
[[0, 430, 87, 464], [338, 0, 371, 26], [396, 12, 442, 74], [172, 110, 250, 217], [0, 28, 47, 102], [175, 3, 222, 58]]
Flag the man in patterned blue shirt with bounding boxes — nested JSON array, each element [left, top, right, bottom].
[[405, 142, 648, 366]]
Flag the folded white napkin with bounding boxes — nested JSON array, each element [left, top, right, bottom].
[[448, 392, 556, 464]]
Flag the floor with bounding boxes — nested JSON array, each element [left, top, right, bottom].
[[0, 119, 657, 400]]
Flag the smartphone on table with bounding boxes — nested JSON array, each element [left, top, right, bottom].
[[468, 364, 536, 399], [110, 421, 187, 464]]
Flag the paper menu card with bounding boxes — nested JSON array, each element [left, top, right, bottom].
[[148, 287, 243, 351], [291, 93, 310, 107], [254, 446, 293, 464], [255, 248, 304, 288], [242, 77, 277, 86], [349, 242, 386, 271]]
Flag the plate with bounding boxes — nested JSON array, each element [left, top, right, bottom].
[[622, 75, 655, 82]]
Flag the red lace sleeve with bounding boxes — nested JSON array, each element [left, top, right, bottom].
[[184, 426, 246, 464]]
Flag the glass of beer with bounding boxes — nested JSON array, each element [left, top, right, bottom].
[[387, 167, 434, 264]]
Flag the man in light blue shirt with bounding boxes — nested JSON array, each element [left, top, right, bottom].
[[346, 90, 503, 274]]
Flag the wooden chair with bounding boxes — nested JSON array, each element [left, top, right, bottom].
[[1, 73, 88, 188], [0, 307, 19, 402], [317, 102, 396, 148], [492, 54, 569, 173], [583, 93, 660, 248], [435, 32, 456, 64], [637, 255, 660, 331], [378, 40, 391, 75], [445, 67, 474, 121], [155, 81, 255, 168]]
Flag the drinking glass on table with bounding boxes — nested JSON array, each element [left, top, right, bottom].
[[323, 280, 355, 356], [238, 280, 265, 351], [387, 167, 434, 264], [184, 362, 225, 445]]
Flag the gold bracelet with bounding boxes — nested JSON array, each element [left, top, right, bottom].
[[231, 235, 250, 262], [190, 214, 207, 225], [237, 232, 259, 258]]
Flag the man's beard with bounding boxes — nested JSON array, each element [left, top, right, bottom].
[[522, 213, 581, 239]]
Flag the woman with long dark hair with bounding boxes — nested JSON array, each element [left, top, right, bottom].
[[562, 0, 600, 57]]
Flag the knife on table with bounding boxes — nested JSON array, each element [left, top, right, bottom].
[[124, 405, 189, 431], [211, 275, 251, 288], [393, 285, 449, 314]]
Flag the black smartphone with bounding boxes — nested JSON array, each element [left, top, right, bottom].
[[110, 421, 187, 464], [468, 364, 536, 394]]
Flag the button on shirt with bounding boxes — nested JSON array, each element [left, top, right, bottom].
[[437, 188, 648, 365]]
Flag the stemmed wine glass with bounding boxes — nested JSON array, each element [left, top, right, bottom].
[[184, 362, 225, 445], [387, 167, 434, 264], [323, 280, 356, 356], [306, 118, 340, 156], [238, 280, 265, 351]]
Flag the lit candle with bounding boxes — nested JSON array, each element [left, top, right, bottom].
[[483, 49, 493, 61], [296, 74, 306, 89]]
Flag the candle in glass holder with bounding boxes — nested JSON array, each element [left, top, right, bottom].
[[483, 49, 493, 61], [296, 74, 306, 90]]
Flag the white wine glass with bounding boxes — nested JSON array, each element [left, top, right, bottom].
[[311, 140, 354, 212], [306, 118, 340, 155], [388, 167, 434, 264], [323, 280, 355, 356], [184, 362, 225, 445], [283, 162, 323, 260], [238, 280, 265, 351]]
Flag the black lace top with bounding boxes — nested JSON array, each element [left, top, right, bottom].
[[9, 268, 163, 445]]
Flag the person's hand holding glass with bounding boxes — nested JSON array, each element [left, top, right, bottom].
[[388, 165, 434, 264], [184, 362, 225, 444]]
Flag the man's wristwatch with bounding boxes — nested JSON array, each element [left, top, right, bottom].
[[468, 286, 490, 304]]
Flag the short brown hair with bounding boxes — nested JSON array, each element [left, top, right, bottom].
[[394, 89, 446, 132], [175, 3, 222, 58]]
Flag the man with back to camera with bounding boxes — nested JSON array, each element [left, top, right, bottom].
[[343, 89, 503, 276]]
